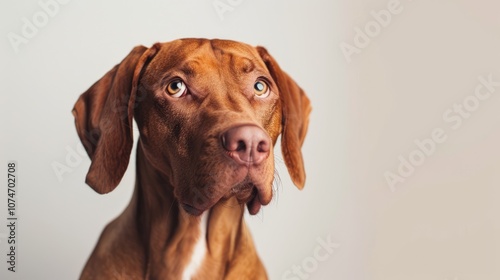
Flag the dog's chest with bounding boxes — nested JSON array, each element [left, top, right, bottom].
[[181, 212, 208, 280]]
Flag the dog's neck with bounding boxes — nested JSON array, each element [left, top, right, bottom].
[[127, 141, 246, 279]]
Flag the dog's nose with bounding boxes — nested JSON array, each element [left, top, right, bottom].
[[221, 125, 271, 166]]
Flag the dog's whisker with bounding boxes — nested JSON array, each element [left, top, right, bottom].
[[254, 208, 265, 222], [272, 168, 283, 204], [166, 199, 176, 220]]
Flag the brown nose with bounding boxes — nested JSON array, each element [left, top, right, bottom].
[[221, 125, 271, 166]]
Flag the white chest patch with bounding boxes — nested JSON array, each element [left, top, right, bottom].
[[182, 211, 208, 280]]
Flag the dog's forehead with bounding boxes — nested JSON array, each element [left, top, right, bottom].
[[144, 39, 268, 79]]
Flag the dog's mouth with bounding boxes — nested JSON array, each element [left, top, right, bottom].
[[228, 182, 263, 215], [181, 180, 269, 216]]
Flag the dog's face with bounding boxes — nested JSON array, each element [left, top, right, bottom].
[[135, 40, 282, 215], [73, 38, 311, 215]]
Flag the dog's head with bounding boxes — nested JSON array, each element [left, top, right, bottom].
[[73, 39, 311, 215]]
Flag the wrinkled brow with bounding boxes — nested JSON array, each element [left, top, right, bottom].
[[236, 57, 255, 74], [179, 60, 201, 76]]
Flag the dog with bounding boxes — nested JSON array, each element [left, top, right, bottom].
[[73, 38, 311, 279]]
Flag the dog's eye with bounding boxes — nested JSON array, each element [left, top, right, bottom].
[[166, 80, 187, 98], [253, 80, 270, 98]]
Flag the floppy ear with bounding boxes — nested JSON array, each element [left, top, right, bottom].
[[256, 46, 312, 189], [72, 44, 159, 194]]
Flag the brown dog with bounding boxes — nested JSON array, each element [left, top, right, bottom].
[[73, 38, 311, 279]]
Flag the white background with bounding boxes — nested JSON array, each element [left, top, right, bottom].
[[1, 0, 500, 279]]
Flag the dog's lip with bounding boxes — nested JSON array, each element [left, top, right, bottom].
[[236, 181, 271, 215], [181, 203, 204, 216], [247, 189, 262, 215], [182, 178, 271, 216]]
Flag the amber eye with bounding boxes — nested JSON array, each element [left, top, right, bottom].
[[166, 79, 187, 98], [253, 80, 270, 98]]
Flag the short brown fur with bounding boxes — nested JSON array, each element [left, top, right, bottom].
[[73, 38, 311, 279]]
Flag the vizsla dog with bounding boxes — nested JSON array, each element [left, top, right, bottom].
[[73, 38, 311, 279]]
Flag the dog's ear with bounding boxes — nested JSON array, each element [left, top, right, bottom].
[[72, 44, 160, 194], [256, 46, 312, 189]]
